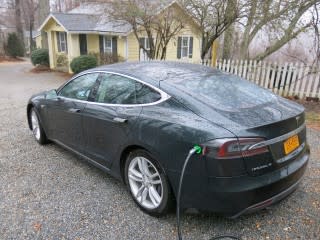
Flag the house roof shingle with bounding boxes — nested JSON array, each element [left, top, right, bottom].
[[49, 12, 132, 35]]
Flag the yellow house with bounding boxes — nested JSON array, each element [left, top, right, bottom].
[[38, 1, 201, 73]]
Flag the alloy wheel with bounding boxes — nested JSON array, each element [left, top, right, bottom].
[[128, 156, 163, 209], [31, 110, 41, 141]]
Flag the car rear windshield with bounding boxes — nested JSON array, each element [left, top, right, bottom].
[[168, 72, 277, 112]]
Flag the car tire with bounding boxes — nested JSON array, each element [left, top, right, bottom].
[[29, 108, 48, 145], [124, 149, 173, 216]]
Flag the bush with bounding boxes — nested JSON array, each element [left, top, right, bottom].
[[6, 33, 24, 57], [100, 52, 119, 65], [70, 55, 97, 73], [31, 49, 49, 66], [56, 53, 68, 67]]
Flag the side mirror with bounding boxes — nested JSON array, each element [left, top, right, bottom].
[[46, 89, 58, 99]]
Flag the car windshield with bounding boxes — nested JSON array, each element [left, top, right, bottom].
[[167, 72, 277, 112]]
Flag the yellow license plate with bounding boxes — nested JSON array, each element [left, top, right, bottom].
[[284, 135, 300, 155]]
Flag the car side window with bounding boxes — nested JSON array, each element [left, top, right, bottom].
[[96, 74, 136, 104], [135, 82, 161, 104], [95, 74, 161, 105], [58, 73, 99, 100]]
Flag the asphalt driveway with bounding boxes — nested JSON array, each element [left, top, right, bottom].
[[0, 60, 319, 240]]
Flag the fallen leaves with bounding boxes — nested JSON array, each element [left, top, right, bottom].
[[33, 222, 42, 232]]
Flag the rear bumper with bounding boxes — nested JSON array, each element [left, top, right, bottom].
[[230, 173, 302, 218], [179, 147, 309, 217]]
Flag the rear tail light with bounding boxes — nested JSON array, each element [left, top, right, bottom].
[[202, 138, 268, 159]]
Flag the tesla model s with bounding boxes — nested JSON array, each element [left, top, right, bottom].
[[27, 62, 309, 217]]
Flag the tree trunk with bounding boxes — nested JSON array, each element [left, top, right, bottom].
[[15, 0, 24, 44], [29, 19, 35, 54], [222, 24, 234, 60], [239, 0, 258, 59], [39, 0, 50, 49], [39, 0, 50, 23]]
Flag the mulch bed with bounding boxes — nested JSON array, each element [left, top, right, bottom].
[[29, 65, 52, 73]]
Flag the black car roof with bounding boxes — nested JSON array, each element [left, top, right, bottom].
[[90, 61, 220, 86]]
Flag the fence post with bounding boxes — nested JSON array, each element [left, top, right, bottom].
[[234, 59, 238, 75], [239, 60, 243, 77], [312, 65, 320, 98], [242, 60, 248, 78], [269, 62, 277, 91], [264, 62, 271, 89], [253, 60, 260, 84], [230, 59, 234, 74], [283, 62, 294, 97], [278, 62, 288, 96], [299, 65, 309, 99], [260, 61, 267, 87], [218, 59, 222, 70]]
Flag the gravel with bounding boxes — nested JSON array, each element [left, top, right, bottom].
[[0, 61, 319, 240]]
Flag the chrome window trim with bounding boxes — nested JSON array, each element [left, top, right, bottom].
[[57, 70, 171, 107], [248, 123, 306, 150]]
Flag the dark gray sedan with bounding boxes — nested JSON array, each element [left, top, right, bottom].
[[27, 62, 309, 217]]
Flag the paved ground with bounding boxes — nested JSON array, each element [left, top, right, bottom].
[[0, 61, 319, 240]]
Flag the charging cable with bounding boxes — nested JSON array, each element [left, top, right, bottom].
[[176, 145, 240, 240]]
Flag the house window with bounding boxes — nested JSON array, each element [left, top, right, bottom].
[[181, 37, 189, 58], [177, 36, 193, 59], [56, 32, 67, 53], [139, 37, 150, 51], [104, 36, 113, 53]]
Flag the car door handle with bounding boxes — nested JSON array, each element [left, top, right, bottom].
[[68, 108, 81, 113], [113, 117, 128, 123]]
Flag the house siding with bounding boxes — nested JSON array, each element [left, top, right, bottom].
[[117, 37, 126, 60], [127, 33, 139, 61]]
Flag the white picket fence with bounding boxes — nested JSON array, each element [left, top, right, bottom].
[[214, 59, 320, 100]]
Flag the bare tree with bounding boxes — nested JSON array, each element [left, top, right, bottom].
[[14, 0, 23, 42], [222, 0, 237, 59], [240, 0, 319, 61], [181, 0, 241, 59], [38, 0, 50, 23], [109, 0, 184, 60], [38, 0, 50, 49], [22, 0, 39, 53], [311, 2, 320, 63], [51, 0, 80, 12]]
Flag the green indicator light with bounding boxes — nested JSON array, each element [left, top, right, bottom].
[[194, 145, 202, 154]]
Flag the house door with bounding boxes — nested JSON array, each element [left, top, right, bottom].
[[79, 34, 87, 55]]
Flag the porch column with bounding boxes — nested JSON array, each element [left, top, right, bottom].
[[47, 31, 55, 69], [67, 33, 80, 73]]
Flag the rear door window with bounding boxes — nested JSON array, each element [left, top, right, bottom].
[[95, 73, 161, 105]]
